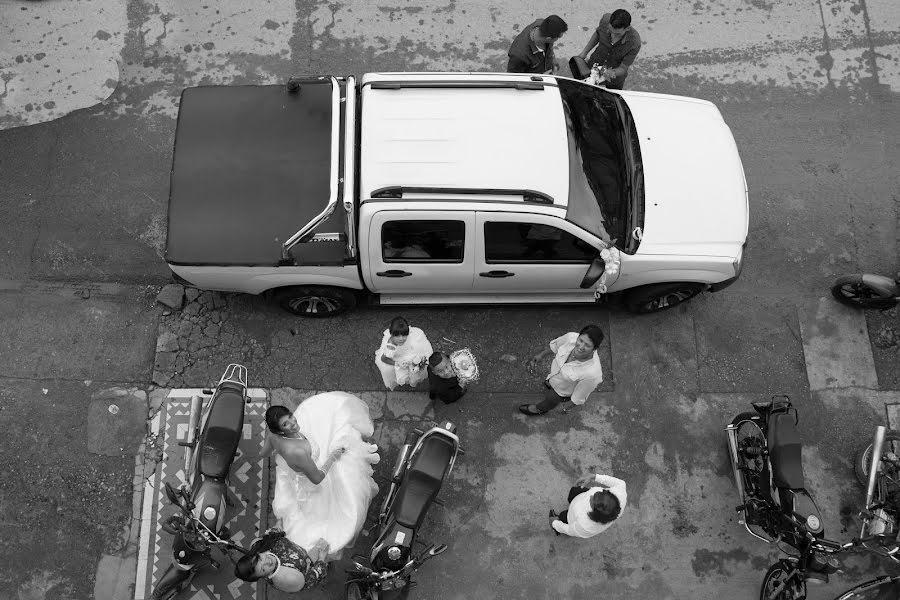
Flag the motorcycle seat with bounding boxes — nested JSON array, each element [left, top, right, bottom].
[[394, 435, 455, 529], [767, 411, 805, 489], [198, 388, 245, 479]]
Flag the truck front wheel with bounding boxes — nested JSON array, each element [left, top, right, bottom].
[[623, 282, 706, 313], [272, 286, 357, 317]]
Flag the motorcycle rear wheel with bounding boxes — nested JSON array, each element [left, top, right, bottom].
[[855, 430, 900, 486], [831, 277, 897, 309], [760, 561, 806, 600]]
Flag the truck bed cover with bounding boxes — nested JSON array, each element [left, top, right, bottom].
[[165, 84, 347, 266]]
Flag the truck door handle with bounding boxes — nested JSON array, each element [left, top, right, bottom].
[[376, 270, 413, 278], [479, 270, 515, 278]]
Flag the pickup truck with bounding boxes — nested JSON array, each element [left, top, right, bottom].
[[165, 72, 748, 317]]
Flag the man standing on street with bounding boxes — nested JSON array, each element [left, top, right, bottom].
[[576, 9, 642, 89], [549, 472, 627, 538], [507, 15, 569, 75]]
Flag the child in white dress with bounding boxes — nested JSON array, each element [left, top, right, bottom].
[[374, 316, 434, 390]]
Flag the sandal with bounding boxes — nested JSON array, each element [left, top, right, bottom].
[[518, 404, 545, 416], [548, 510, 560, 536]]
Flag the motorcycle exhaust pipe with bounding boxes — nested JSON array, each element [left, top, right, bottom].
[[725, 426, 746, 508], [392, 443, 413, 482], [864, 426, 886, 517], [184, 394, 204, 473]]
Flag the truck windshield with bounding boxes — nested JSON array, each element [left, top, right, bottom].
[[557, 79, 644, 253]]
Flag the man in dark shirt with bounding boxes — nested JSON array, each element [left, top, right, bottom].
[[576, 9, 642, 89], [507, 15, 568, 74], [427, 352, 465, 404]]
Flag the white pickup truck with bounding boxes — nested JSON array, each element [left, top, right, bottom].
[[165, 72, 748, 317]]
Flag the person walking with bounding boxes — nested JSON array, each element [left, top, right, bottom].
[[549, 473, 627, 538], [575, 9, 641, 89], [519, 325, 604, 416], [506, 15, 568, 74]]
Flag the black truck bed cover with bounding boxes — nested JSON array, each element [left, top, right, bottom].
[[165, 83, 347, 266]]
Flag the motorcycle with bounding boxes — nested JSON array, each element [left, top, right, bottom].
[[725, 396, 845, 595], [853, 426, 900, 563], [152, 363, 250, 600], [345, 421, 462, 600], [831, 273, 900, 309]]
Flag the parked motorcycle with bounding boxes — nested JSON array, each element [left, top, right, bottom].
[[152, 363, 250, 600], [725, 396, 846, 596], [831, 273, 900, 309], [345, 421, 462, 600], [853, 426, 900, 563]]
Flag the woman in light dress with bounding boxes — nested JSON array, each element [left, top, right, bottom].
[[374, 316, 434, 390], [261, 393, 380, 563]]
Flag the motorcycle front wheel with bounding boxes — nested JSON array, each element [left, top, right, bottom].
[[346, 582, 375, 600], [831, 277, 897, 309], [855, 430, 900, 486], [760, 562, 806, 600]]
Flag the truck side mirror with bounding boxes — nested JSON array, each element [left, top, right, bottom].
[[579, 255, 606, 289]]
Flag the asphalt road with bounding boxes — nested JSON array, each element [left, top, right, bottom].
[[2, 1, 900, 600]]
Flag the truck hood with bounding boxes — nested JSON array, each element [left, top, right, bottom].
[[622, 92, 748, 257]]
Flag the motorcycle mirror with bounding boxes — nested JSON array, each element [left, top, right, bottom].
[[350, 560, 372, 574], [428, 544, 448, 557], [164, 482, 180, 505]]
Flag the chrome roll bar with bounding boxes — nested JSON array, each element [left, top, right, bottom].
[[281, 76, 342, 262]]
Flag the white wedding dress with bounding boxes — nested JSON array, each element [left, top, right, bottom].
[[271, 392, 380, 561]]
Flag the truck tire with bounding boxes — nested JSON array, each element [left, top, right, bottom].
[[623, 282, 706, 313], [272, 286, 357, 317]]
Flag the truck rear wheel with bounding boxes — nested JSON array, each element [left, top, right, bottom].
[[272, 286, 356, 317], [623, 282, 706, 313]]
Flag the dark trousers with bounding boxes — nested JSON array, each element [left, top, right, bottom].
[[558, 485, 590, 523], [535, 382, 569, 413]]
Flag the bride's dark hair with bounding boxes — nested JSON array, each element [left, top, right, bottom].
[[265, 405, 292, 434]]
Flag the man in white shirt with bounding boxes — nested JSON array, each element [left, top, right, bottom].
[[550, 473, 627, 538], [520, 325, 604, 415]]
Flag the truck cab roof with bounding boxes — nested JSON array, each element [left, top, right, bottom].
[[358, 73, 570, 209]]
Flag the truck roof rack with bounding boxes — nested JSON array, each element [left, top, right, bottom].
[[367, 80, 547, 91], [370, 186, 554, 204], [281, 76, 342, 262]]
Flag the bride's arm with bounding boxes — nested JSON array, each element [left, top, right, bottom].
[[284, 447, 345, 485], [260, 431, 275, 458]]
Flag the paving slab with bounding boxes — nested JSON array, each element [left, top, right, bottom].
[[864, 305, 900, 391], [799, 296, 879, 391], [0, 378, 133, 600], [693, 293, 809, 394], [889, 403, 900, 430], [607, 306, 698, 395], [87, 387, 148, 456], [0, 284, 158, 382]]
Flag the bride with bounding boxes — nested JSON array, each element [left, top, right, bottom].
[[261, 392, 380, 561]]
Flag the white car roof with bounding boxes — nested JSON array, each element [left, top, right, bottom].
[[358, 73, 570, 207]]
